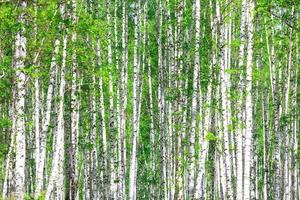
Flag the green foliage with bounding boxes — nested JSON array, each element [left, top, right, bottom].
[[205, 132, 218, 141], [35, 192, 46, 200]]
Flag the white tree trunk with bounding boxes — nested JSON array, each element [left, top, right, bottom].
[[83, 149, 91, 200], [119, 1, 128, 198], [91, 74, 99, 199], [108, 30, 117, 200], [114, 0, 122, 198], [189, 0, 200, 199], [236, 0, 247, 199], [33, 2, 41, 195], [291, 32, 299, 200], [148, 56, 156, 199], [69, 0, 79, 198], [34, 75, 40, 197], [55, 33, 68, 200], [283, 28, 293, 200], [190, 0, 200, 198], [165, 1, 175, 198], [14, 1, 27, 198], [129, 1, 140, 199], [97, 38, 108, 199], [157, 1, 166, 198], [3, 92, 16, 199], [106, 0, 117, 198], [45, 26, 68, 200], [244, 0, 254, 199]]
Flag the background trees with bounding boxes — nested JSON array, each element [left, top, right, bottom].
[[0, 0, 299, 199]]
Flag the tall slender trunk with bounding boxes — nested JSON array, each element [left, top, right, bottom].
[[33, 2, 41, 198], [291, 31, 298, 200], [148, 55, 156, 199], [261, 30, 269, 200], [91, 74, 99, 199], [34, 68, 40, 196], [165, 1, 175, 198], [3, 91, 16, 199], [129, 1, 140, 199], [283, 18, 294, 200], [83, 147, 91, 200], [174, 1, 186, 198], [268, 13, 282, 200], [236, 0, 247, 199], [106, 0, 117, 199], [69, 0, 79, 198], [262, 83, 269, 200], [119, 1, 128, 198], [114, 0, 122, 198], [157, 1, 166, 199], [56, 31, 68, 200], [14, 1, 27, 198], [96, 38, 108, 199], [70, 73, 81, 200], [244, 0, 254, 199], [189, 0, 200, 198]]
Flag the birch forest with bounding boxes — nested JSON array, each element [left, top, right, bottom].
[[0, 0, 299, 199]]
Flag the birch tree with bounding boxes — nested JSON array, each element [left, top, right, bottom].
[[14, 1, 27, 198], [119, 1, 128, 198], [236, 0, 247, 199], [129, 1, 140, 199], [190, 0, 200, 198], [106, 0, 117, 199], [244, 0, 254, 199], [69, 0, 80, 198]]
